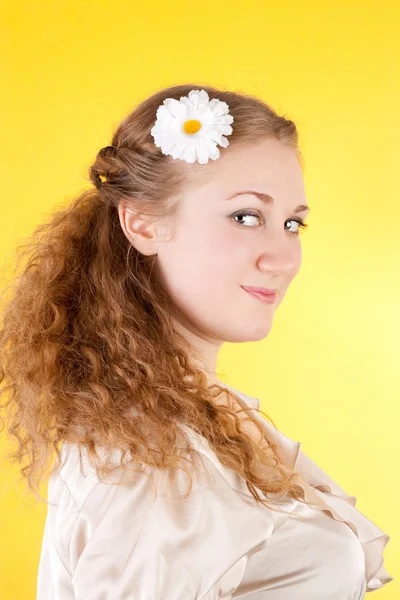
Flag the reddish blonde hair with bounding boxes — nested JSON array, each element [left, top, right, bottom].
[[0, 83, 313, 513]]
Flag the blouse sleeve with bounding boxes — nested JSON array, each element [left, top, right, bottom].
[[68, 447, 272, 600]]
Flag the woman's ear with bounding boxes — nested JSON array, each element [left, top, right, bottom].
[[117, 204, 159, 256]]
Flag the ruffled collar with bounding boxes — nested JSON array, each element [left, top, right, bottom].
[[184, 381, 394, 593]]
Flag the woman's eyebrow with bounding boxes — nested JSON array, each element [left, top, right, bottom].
[[226, 190, 310, 214]]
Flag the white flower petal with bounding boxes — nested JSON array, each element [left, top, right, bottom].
[[178, 102, 189, 120], [219, 124, 233, 135], [189, 90, 209, 107], [155, 105, 172, 123], [180, 97, 193, 113], [170, 142, 186, 159], [209, 145, 220, 160], [212, 114, 234, 125], [163, 136, 178, 153], [212, 101, 230, 117], [209, 130, 223, 144], [219, 136, 230, 148], [187, 91, 200, 110], [195, 143, 210, 164], [183, 144, 197, 163], [207, 98, 219, 110], [164, 98, 182, 118]]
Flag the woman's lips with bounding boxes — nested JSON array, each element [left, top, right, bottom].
[[242, 286, 278, 295], [241, 286, 277, 304]]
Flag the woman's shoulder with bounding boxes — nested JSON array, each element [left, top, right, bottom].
[[44, 437, 278, 599]]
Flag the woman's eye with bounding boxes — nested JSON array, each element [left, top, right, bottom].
[[231, 211, 309, 236], [232, 212, 261, 227]]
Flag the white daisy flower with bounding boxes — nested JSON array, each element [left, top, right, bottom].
[[150, 89, 234, 164]]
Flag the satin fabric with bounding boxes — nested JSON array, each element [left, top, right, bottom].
[[36, 383, 393, 599]]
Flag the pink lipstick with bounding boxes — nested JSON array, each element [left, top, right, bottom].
[[241, 286, 277, 304]]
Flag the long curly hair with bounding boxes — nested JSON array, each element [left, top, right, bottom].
[[0, 83, 314, 514]]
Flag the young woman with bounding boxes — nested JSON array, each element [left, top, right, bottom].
[[0, 85, 392, 599]]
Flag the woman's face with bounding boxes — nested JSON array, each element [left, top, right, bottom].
[[154, 137, 310, 348]]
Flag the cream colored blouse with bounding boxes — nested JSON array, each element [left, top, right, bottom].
[[36, 383, 393, 599]]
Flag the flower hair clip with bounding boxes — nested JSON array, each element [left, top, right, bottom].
[[150, 89, 234, 164]]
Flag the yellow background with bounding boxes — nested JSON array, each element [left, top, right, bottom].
[[1, 1, 399, 597]]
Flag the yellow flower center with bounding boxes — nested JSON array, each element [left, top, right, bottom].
[[183, 119, 202, 134]]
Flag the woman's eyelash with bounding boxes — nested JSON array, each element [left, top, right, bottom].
[[231, 211, 309, 235]]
